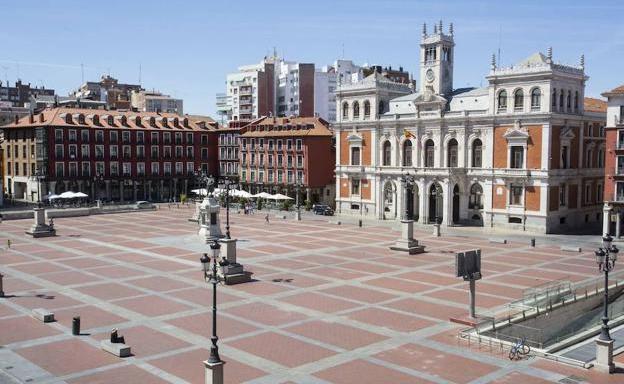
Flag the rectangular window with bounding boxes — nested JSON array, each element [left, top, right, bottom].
[[186, 162, 194, 175], [186, 133, 194, 145], [561, 146, 569, 169], [268, 139, 274, 150], [175, 132, 182, 145], [69, 130, 77, 142], [175, 162, 183, 175], [278, 170, 283, 183], [81, 162, 90, 177], [287, 139, 292, 150], [151, 146, 159, 159], [164, 162, 172, 176], [55, 163, 64, 177], [559, 183, 566, 206], [151, 132, 159, 144], [110, 131, 118, 144], [186, 146, 194, 159], [296, 139, 302, 150], [277, 139, 283, 150], [618, 157, 624, 175], [268, 154, 273, 166], [585, 184, 592, 204], [510, 146, 524, 169], [287, 170, 293, 183], [55, 129, 63, 142], [55, 145, 64, 159], [122, 163, 131, 177], [151, 162, 159, 176], [137, 163, 145, 176], [122, 131, 130, 144], [95, 162, 104, 176], [69, 162, 78, 177], [201, 134, 208, 145], [110, 145, 118, 159], [351, 147, 361, 166], [69, 144, 77, 159], [351, 179, 360, 195], [81, 130, 89, 142], [277, 154, 283, 166], [81, 144, 90, 159], [510, 185, 523, 205], [110, 162, 118, 176]]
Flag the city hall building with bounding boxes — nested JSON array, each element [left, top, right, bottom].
[[334, 21, 606, 233]]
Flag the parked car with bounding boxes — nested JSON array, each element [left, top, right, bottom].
[[313, 204, 334, 216], [135, 201, 155, 210]]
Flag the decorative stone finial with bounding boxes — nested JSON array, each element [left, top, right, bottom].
[[433, 24, 437, 34], [422, 23, 427, 37], [547, 47, 553, 63], [439, 20, 443, 33], [580, 54, 585, 70], [449, 22, 454, 36], [491, 53, 496, 70]]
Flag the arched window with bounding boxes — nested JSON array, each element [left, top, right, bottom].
[[598, 148, 605, 168], [378, 100, 385, 114], [597, 184, 603, 203], [567, 90, 571, 109], [403, 140, 412, 166], [559, 90, 564, 109], [382, 141, 391, 166], [353, 101, 360, 119], [497, 90, 507, 111], [425, 139, 435, 167], [469, 184, 483, 209], [514, 89, 524, 110], [531, 88, 541, 110], [574, 91, 579, 112], [363, 100, 371, 118], [472, 138, 482, 167], [552, 88, 557, 108], [342, 102, 349, 119], [447, 138, 458, 167]]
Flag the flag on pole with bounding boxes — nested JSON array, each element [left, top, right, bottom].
[[404, 129, 415, 139]]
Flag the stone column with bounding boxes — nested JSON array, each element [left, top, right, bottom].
[[204, 360, 224, 384], [595, 338, 615, 373], [91, 182, 95, 201], [442, 182, 451, 226], [173, 178, 178, 200], [147, 180, 152, 201]]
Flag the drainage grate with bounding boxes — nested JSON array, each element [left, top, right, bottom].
[[558, 375, 587, 384]]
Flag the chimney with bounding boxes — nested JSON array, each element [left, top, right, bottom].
[[39, 113, 45, 123], [29, 113, 34, 124], [14, 115, 19, 124]]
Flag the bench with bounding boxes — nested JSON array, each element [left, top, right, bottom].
[[32, 308, 55, 323], [489, 238, 507, 244], [101, 340, 131, 357], [560, 246, 581, 252]]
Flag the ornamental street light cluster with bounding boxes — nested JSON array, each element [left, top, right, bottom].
[[200, 240, 229, 365], [595, 234, 618, 341]]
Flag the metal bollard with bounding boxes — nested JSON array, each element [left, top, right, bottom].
[[530, 238, 535, 247], [0, 272, 4, 297], [358, 219, 362, 227], [72, 316, 80, 336], [7, 239, 10, 249]]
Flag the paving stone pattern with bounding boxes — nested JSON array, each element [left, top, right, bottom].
[[0, 206, 621, 383]]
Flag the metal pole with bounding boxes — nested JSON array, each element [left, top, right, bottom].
[[469, 279, 476, 318], [225, 180, 230, 239], [208, 258, 221, 363], [601, 264, 611, 341]]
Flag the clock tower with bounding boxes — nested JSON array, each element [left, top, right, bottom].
[[420, 20, 455, 97]]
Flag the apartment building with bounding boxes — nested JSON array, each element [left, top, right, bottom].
[[1, 108, 218, 202], [238, 116, 335, 205], [602, 85, 624, 237]]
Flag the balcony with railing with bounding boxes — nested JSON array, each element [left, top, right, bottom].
[[239, 86, 252, 95]]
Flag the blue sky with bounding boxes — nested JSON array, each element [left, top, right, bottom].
[[1, 0, 623, 117]]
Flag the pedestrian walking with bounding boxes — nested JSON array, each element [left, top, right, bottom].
[[265, 214, 270, 225]]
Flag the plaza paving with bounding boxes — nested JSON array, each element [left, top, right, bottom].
[[0, 207, 623, 383]]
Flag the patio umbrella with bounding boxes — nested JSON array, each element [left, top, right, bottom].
[[73, 192, 88, 198], [48, 194, 61, 200], [191, 188, 208, 196], [58, 191, 76, 199], [271, 193, 293, 200], [235, 190, 253, 199], [251, 192, 273, 199]]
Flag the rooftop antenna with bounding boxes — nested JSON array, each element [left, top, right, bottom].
[[1, 65, 8, 86], [497, 25, 502, 67]]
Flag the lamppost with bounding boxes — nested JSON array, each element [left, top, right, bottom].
[[389, 172, 425, 254], [594, 234, 619, 373], [595, 235, 618, 341], [200, 240, 228, 382], [294, 182, 302, 221], [400, 173, 416, 220], [220, 177, 235, 239], [33, 168, 45, 208], [93, 172, 103, 202]]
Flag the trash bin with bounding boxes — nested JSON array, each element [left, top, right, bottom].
[[72, 316, 80, 335]]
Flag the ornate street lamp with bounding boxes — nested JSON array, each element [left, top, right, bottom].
[[595, 234, 618, 341], [33, 168, 46, 208], [294, 182, 303, 221], [400, 173, 416, 220], [200, 240, 229, 364]]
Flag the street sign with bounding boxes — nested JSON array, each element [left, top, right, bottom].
[[455, 249, 482, 281]]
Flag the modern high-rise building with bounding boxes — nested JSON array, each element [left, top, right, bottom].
[[220, 57, 388, 123]]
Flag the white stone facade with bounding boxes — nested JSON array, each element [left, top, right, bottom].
[[334, 22, 605, 234]]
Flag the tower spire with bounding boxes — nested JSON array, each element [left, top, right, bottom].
[[422, 22, 427, 38], [580, 54, 585, 70], [491, 53, 496, 70], [546, 47, 553, 63], [449, 22, 454, 36], [439, 20, 443, 34]]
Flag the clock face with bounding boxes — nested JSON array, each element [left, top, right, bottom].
[[426, 69, 435, 83]]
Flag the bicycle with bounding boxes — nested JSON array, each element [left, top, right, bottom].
[[508, 337, 531, 360]]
